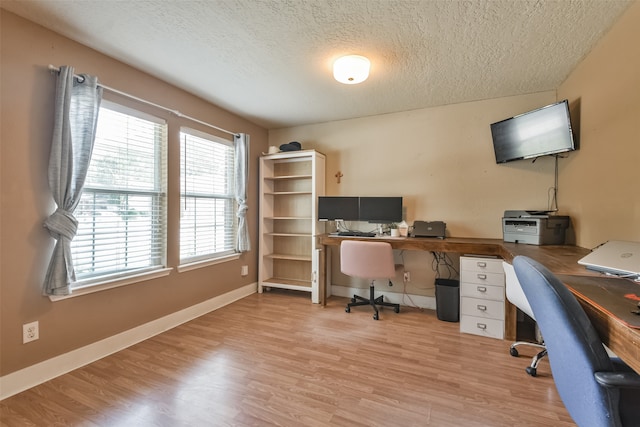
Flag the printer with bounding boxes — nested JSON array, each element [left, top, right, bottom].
[[411, 220, 446, 239], [502, 210, 570, 245]]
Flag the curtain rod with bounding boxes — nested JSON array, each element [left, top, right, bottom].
[[48, 64, 239, 138]]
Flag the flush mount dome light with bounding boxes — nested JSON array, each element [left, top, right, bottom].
[[333, 55, 370, 84]]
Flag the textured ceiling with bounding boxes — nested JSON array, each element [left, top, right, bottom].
[[1, 0, 633, 129]]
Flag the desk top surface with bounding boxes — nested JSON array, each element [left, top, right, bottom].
[[319, 234, 591, 273], [557, 274, 640, 329]]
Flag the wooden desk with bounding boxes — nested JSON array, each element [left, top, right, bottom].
[[317, 234, 640, 374]]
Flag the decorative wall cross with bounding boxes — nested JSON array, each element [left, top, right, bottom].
[[335, 171, 343, 184]]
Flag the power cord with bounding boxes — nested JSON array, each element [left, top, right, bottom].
[[395, 250, 424, 310], [431, 251, 459, 279]]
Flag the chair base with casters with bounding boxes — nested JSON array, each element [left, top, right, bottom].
[[345, 280, 400, 320], [509, 341, 547, 376]]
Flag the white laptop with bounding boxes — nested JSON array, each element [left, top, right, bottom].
[[578, 240, 640, 278]]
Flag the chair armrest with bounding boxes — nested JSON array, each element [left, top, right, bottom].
[[594, 371, 640, 389]]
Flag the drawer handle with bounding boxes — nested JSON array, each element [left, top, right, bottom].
[[477, 304, 487, 311], [477, 323, 487, 330], [477, 274, 487, 280], [477, 262, 487, 268], [477, 286, 487, 293]]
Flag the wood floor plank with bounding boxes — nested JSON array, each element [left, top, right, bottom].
[[1, 290, 575, 426]]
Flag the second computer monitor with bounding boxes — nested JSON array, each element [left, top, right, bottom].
[[359, 197, 403, 224]]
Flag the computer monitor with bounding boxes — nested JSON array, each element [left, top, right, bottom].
[[358, 197, 403, 224], [317, 196, 360, 221]]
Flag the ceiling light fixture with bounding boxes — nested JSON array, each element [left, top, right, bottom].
[[333, 55, 370, 84]]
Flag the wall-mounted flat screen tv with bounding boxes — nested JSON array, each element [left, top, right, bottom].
[[490, 99, 576, 164], [318, 196, 360, 221]]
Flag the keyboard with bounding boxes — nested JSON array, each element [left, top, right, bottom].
[[337, 231, 377, 237]]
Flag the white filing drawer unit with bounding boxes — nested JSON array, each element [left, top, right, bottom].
[[459, 256, 505, 339]]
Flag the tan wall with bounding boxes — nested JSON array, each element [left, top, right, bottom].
[[0, 11, 268, 376], [557, 0, 640, 249], [270, 92, 560, 293], [270, 93, 561, 236]]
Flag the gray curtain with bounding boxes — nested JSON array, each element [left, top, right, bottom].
[[234, 133, 251, 252], [43, 66, 103, 296]]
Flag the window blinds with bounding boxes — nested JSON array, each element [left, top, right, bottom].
[[71, 102, 167, 283], [180, 128, 237, 262]]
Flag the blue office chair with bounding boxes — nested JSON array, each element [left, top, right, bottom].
[[513, 256, 640, 427]]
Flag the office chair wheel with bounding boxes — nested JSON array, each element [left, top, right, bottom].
[[526, 366, 537, 377], [510, 347, 519, 357], [373, 313, 379, 320], [345, 306, 350, 313], [394, 306, 400, 313]]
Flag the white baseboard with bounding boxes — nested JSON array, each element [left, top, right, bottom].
[[0, 282, 257, 401], [331, 284, 436, 310]]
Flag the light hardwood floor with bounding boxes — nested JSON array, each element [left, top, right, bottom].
[[1, 290, 574, 426]]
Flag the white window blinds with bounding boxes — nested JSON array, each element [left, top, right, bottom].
[[180, 128, 237, 263], [71, 102, 168, 284]]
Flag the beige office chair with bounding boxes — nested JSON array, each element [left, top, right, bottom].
[[503, 261, 547, 376], [341, 240, 400, 320]]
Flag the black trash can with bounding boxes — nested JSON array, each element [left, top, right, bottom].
[[435, 278, 460, 322]]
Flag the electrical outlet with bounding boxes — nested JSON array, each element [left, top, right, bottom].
[[23, 321, 39, 344], [241, 265, 249, 276], [403, 272, 410, 283]]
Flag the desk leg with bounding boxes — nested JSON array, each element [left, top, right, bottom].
[[318, 245, 333, 306], [504, 300, 517, 341]]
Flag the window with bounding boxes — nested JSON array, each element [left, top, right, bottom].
[[71, 102, 168, 285], [180, 128, 237, 263]]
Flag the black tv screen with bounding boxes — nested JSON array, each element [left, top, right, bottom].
[[359, 197, 403, 224], [318, 196, 359, 221], [490, 100, 576, 164]]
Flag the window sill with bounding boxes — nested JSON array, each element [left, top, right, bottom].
[[49, 268, 173, 301], [177, 253, 240, 273]]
